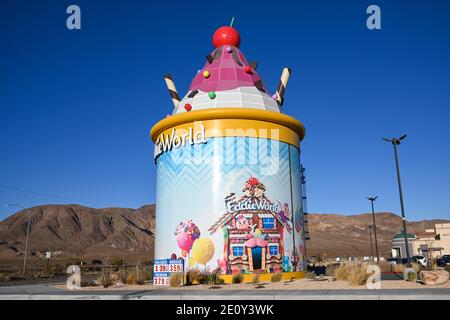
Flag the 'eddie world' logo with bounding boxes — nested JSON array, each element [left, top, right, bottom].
[[227, 198, 281, 214], [154, 125, 206, 159]]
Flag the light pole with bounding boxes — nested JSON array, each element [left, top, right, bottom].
[[367, 196, 380, 263], [383, 134, 411, 265], [4, 204, 31, 274], [368, 225, 374, 261]]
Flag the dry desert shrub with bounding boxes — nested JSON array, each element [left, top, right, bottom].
[[325, 264, 339, 277], [98, 269, 113, 288], [232, 272, 244, 284], [170, 272, 183, 287], [207, 268, 224, 285], [334, 263, 351, 281], [305, 271, 316, 279], [392, 264, 404, 273], [0, 273, 10, 282], [271, 272, 283, 283], [126, 273, 137, 285], [334, 262, 370, 286], [251, 274, 261, 285], [378, 261, 392, 273], [186, 269, 201, 285], [348, 263, 369, 286], [411, 262, 422, 272]]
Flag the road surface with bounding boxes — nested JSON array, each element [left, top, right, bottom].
[[0, 282, 449, 300]]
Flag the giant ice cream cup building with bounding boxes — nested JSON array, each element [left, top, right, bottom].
[[150, 25, 307, 279]]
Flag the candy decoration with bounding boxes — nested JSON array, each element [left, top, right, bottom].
[[203, 70, 210, 78], [254, 80, 264, 92], [212, 26, 241, 48], [226, 46, 232, 53], [272, 93, 278, 100], [249, 61, 258, 70], [163, 74, 180, 109], [184, 103, 192, 111], [275, 67, 292, 107], [190, 238, 215, 265], [244, 66, 252, 74], [230, 46, 243, 66], [187, 90, 199, 98], [208, 91, 216, 99]]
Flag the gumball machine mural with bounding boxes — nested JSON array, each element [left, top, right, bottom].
[[151, 24, 307, 280]]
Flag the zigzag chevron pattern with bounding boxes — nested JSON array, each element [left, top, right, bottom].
[[156, 137, 295, 194]]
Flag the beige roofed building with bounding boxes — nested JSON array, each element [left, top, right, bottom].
[[412, 223, 450, 259]]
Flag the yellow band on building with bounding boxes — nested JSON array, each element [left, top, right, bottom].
[[150, 108, 306, 146]]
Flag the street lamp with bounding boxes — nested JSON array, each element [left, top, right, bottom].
[[368, 225, 374, 261], [4, 204, 31, 274], [367, 196, 380, 263], [383, 134, 411, 265]]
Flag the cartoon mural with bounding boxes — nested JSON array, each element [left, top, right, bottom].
[[208, 177, 294, 273]]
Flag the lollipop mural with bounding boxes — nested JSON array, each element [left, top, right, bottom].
[[174, 220, 201, 257]]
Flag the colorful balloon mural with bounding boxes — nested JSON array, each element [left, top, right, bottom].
[[190, 238, 215, 266]]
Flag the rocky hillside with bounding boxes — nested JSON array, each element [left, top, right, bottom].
[[0, 204, 448, 259], [0, 205, 155, 260], [307, 212, 449, 257]]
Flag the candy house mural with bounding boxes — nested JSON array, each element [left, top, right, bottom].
[[209, 177, 292, 273], [150, 25, 307, 276]]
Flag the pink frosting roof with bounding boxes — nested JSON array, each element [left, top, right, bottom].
[[188, 46, 269, 93]]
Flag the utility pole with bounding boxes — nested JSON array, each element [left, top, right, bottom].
[[383, 134, 411, 265], [4, 204, 31, 274], [368, 225, 374, 261], [367, 196, 380, 263]]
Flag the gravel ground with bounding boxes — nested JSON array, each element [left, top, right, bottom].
[[54, 279, 450, 291]]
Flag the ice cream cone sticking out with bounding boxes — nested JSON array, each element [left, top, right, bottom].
[[163, 73, 181, 109], [275, 67, 292, 107]]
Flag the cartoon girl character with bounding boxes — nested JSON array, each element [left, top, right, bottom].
[[235, 213, 250, 230]]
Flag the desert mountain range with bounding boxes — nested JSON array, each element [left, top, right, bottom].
[[0, 204, 448, 260]]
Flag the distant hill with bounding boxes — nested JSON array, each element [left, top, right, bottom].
[[0, 204, 448, 259], [307, 212, 449, 257], [0, 204, 155, 261]]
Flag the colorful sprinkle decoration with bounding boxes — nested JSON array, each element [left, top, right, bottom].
[[184, 103, 192, 111], [208, 92, 216, 99], [272, 94, 278, 100], [244, 66, 252, 74], [202, 70, 210, 78]]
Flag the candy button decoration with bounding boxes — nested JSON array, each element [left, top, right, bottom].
[[202, 70, 210, 78], [244, 66, 252, 74], [184, 103, 192, 111], [226, 46, 232, 53], [208, 91, 216, 99], [272, 94, 278, 100]]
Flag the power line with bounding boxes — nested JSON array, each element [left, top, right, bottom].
[[0, 184, 107, 207]]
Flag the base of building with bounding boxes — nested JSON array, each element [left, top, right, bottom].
[[220, 271, 305, 284]]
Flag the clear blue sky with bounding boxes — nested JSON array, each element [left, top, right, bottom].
[[1, 0, 449, 221]]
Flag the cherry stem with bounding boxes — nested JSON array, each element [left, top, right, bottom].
[[230, 17, 235, 28]]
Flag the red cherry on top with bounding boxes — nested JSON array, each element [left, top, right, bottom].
[[212, 26, 241, 48]]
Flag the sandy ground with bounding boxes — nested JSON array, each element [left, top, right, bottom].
[[53, 279, 450, 291]]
